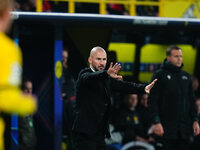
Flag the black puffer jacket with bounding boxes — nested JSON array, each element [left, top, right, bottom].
[[148, 59, 198, 139]]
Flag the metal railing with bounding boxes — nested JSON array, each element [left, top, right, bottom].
[[36, 0, 165, 16]]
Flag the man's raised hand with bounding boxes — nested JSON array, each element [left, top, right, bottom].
[[145, 79, 157, 94], [107, 62, 122, 80]]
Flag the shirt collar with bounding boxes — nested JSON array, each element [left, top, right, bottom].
[[90, 67, 95, 72]]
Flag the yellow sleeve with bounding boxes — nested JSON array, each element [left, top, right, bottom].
[[0, 32, 36, 115], [0, 118, 4, 150]]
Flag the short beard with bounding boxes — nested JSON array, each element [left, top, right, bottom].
[[91, 64, 98, 71], [93, 67, 99, 71], [91, 64, 104, 71]]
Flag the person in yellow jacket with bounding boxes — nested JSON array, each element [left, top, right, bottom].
[[0, 0, 37, 149]]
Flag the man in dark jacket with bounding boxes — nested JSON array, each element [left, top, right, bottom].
[[148, 45, 200, 150], [72, 46, 157, 150]]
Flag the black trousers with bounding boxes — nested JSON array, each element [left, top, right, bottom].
[[72, 132, 106, 150], [156, 138, 191, 150]]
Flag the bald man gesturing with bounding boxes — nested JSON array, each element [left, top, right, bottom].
[[72, 46, 157, 150]]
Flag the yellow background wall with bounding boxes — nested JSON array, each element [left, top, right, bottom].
[[164, 0, 200, 18]]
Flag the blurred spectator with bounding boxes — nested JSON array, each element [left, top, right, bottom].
[[136, 0, 158, 16], [49, 1, 68, 12], [196, 97, 200, 116], [18, 78, 37, 150], [15, 0, 36, 11], [76, 3, 99, 14], [107, 4, 129, 15], [13, 0, 21, 11], [62, 48, 76, 150], [14, 0, 51, 12], [42, 0, 51, 12], [112, 94, 152, 146], [193, 76, 200, 97], [137, 93, 151, 134], [62, 48, 75, 102], [138, 93, 148, 108]]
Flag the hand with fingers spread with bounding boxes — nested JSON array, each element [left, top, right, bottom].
[[107, 62, 123, 80], [145, 79, 157, 94]]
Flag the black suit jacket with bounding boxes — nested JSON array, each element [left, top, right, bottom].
[[72, 68, 146, 135]]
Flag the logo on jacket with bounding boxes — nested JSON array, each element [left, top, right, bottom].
[[182, 76, 188, 80], [126, 116, 131, 121], [167, 75, 171, 80], [133, 116, 139, 124]]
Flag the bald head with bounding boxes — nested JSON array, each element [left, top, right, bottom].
[[88, 46, 107, 71], [90, 46, 106, 57]]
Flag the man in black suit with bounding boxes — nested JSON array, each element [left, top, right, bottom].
[[72, 46, 157, 150]]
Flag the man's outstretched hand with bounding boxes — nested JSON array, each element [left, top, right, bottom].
[[145, 79, 157, 94], [107, 62, 122, 80]]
